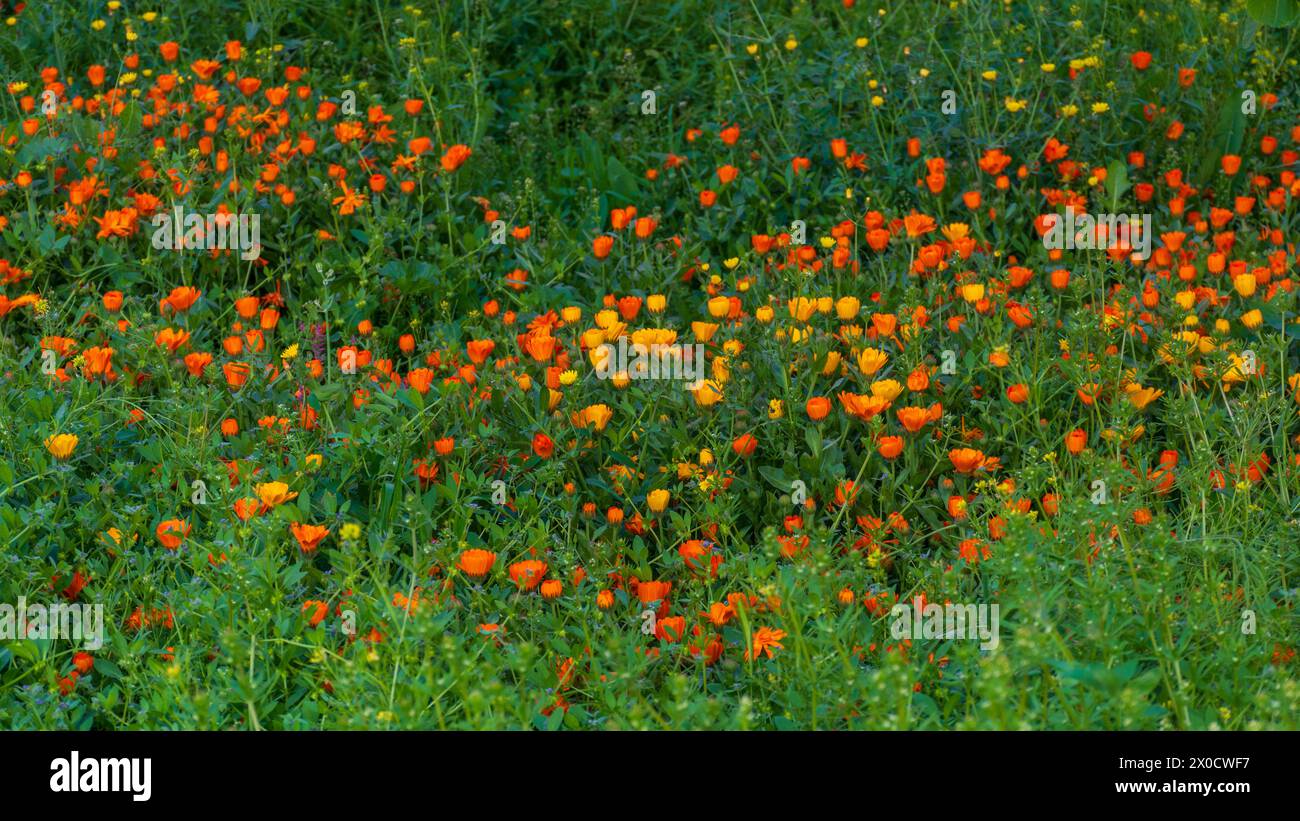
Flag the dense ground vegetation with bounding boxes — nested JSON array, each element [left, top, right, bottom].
[[0, 0, 1297, 729]]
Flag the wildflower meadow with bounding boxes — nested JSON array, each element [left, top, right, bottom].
[[0, 0, 1298, 732]]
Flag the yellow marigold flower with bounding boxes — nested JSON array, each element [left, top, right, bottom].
[[858, 347, 889, 375], [255, 481, 299, 508], [1126, 384, 1165, 410], [788, 296, 817, 321], [821, 351, 842, 376], [45, 433, 78, 460], [870, 379, 903, 402], [646, 489, 670, 513], [692, 380, 724, 407], [692, 321, 719, 342]]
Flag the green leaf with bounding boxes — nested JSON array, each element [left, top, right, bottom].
[[1246, 0, 1299, 26]]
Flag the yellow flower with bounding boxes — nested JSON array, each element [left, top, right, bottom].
[[981, 69, 997, 80], [45, 434, 78, 460], [692, 380, 724, 407], [1091, 102, 1110, 114], [836, 296, 861, 320], [711, 356, 730, 383], [767, 399, 785, 419], [575, 403, 613, 431], [870, 379, 904, 402], [858, 347, 889, 375], [646, 489, 670, 513], [692, 321, 719, 342], [1126, 385, 1164, 411], [646, 295, 666, 314], [1233, 273, 1256, 297], [960, 282, 985, 303], [255, 481, 299, 508], [821, 351, 842, 376], [787, 296, 817, 321]]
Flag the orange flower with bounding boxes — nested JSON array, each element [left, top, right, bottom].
[[235, 296, 260, 318], [949, 448, 987, 474], [637, 580, 672, 604], [407, 367, 434, 394], [223, 361, 251, 389], [154, 327, 190, 353], [732, 432, 758, 457], [805, 396, 831, 421], [540, 579, 563, 599], [896, 406, 930, 433], [877, 435, 904, 460], [509, 559, 548, 590], [163, 286, 201, 313], [290, 522, 329, 553], [466, 338, 496, 364], [746, 626, 787, 660], [457, 549, 497, 578], [183, 352, 212, 377], [903, 213, 936, 238], [440, 144, 472, 172], [156, 519, 190, 550], [81, 346, 114, 379], [1065, 429, 1087, 455]]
